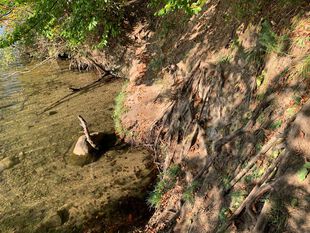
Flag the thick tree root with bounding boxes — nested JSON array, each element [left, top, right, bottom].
[[219, 150, 288, 232]]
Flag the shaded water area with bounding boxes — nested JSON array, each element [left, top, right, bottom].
[[0, 59, 155, 232]]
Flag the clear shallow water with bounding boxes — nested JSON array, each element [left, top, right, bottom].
[[0, 59, 154, 232]]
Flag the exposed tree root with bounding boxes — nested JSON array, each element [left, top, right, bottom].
[[252, 198, 271, 233], [219, 150, 288, 232], [225, 133, 284, 193]]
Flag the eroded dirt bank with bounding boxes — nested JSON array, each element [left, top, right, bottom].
[[0, 61, 155, 232], [85, 0, 310, 232]]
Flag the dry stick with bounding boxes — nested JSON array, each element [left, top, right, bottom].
[[3, 57, 52, 79], [77, 115, 98, 150]]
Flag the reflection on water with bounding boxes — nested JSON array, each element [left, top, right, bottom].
[[0, 60, 154, 232]]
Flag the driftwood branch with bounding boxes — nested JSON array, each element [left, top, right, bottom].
[[78, 115, 98, 150]]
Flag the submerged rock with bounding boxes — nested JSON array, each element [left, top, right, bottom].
[[69, 132, 117, 166], [0, 156, 19, 173]]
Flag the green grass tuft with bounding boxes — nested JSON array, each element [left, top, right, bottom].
[[113, 83, 128, 136], [182, 180, 201, 204], [147, 164, 181, 208], [292, 55, 310, 79], [259, 21, 288, 55]]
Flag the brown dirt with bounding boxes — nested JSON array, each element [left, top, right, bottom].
[[65, 0, 310, 232]]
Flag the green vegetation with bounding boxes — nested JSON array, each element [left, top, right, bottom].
[[256, 70, 266, 87], [0, 0, 209, 53], [293, 94, 302, 105], [149, 56, 164, 71], [258, 21, 288, 55], [149, 0, 206, 16], [244, 165, 265, 183], [148, 164, 181, 208], [0, 0, 124, 48], [182, 180, 201, 204], [218, 207, 230, 223], [290, 197, 298, 208], [269, 119, 282, 130], [218, 54, 232, 65], [113, 83, 128, 137], [297, 162, 310, 181], [221, 175, 231, 190], [270, 149, 281, 160], [292, 55, 310, 79], [231, 0, 261, 20], [0, 46, 19, 69], [230, 190, 247, 210], [286, 107, 297, 117]]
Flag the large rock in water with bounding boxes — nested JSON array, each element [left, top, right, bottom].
[[69, 132, 115, 166], [69, 132, 104, 166], [73, 134, 95, 156]]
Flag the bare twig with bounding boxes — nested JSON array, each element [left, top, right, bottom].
[[78, 115, 98, 150], [2, 57, 53, 79]]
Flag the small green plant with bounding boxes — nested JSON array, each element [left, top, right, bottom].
[[290, 197, 298, 208], [286, 107, 297, 117], [149, 56, 164, 71], [245, 165, 265, 183], [230, 37, 241, 50], [256, 70, 266, 87], [182, 180, 201, 204], [293, 95, 302, 105], [294, 36, 310, 48], [270, 149, 281, 160], [292, 55, 310, 79], [269, 119, 282, 130], [257, 113, 266, 124], [113, 83, 128, 136], [218, 55, 232, 65], [258, 21, 288, 55], [218, 207, 230, 223], [244, 48, 265, 68], [150, 0, 206, 16], [297, 162, 310, 181], [148, 164, 181, 208], [230, 190, 247, 210], [221, 175, 231, 190]]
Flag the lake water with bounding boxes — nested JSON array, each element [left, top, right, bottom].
[[0, 56, 154, 232]]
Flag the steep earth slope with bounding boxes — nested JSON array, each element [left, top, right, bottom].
[[84, 0, 309, 232]]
